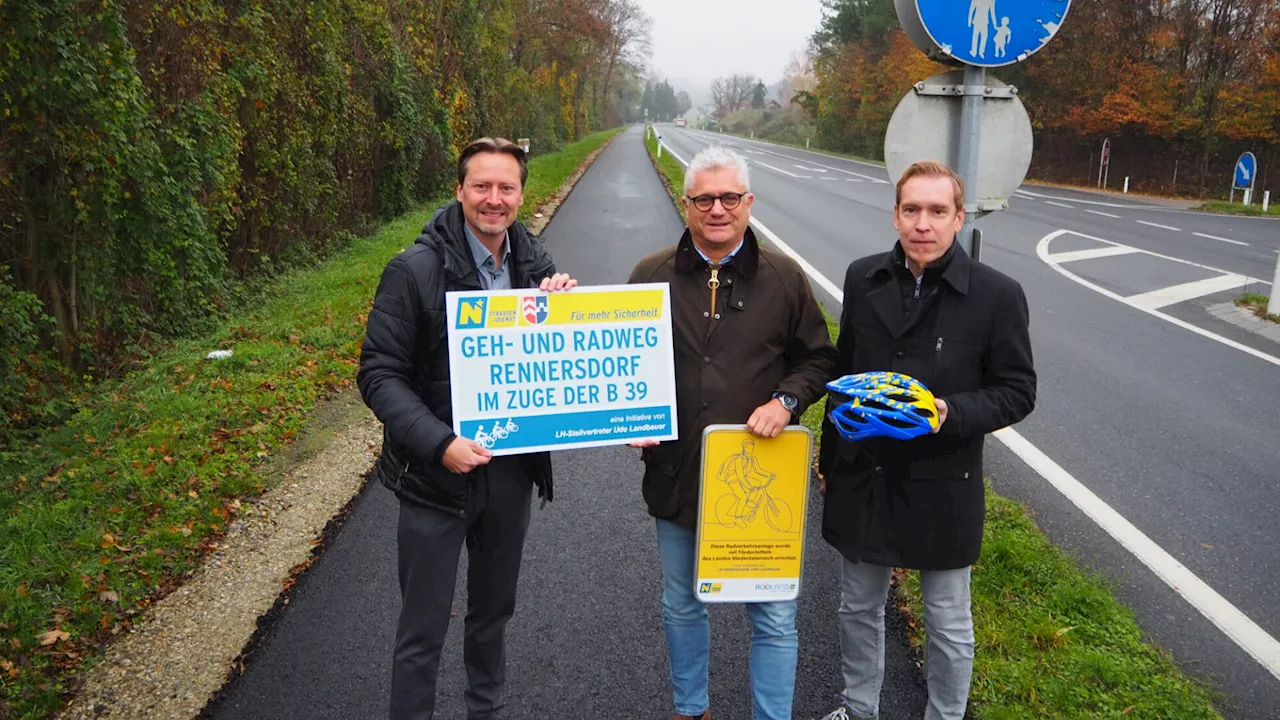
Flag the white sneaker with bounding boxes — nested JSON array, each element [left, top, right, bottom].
[[817, 706, 875, 720]]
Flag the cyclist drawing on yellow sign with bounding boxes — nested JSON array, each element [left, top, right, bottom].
[[714, 438, 794, 532]]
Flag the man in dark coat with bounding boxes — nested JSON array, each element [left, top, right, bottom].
[[815, 161, 1036, 720], [629, 146, 837, 720], [357, 137, 576, 720]]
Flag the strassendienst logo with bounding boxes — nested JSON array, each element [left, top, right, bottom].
[[698, 582, 723, 594]]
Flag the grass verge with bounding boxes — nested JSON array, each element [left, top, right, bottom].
[[1236, 292, 1280, 323], [0, 127, 622, 719], [643, 123, 1222, 719], [1194, 200, 1280, 217], [899, 490, 1220, 718]]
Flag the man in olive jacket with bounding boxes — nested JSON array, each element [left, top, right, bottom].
[[357, 137, 575, 720], [629, 146, 837, 720], [815, 161, 1035, 720]]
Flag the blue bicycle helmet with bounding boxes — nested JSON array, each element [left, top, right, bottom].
[[826, 372, 939, 442]]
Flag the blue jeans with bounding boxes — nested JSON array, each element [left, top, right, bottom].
[[655, 518, 798, 720]]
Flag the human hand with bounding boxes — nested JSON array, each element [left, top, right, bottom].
[[817, 473, 826, 495], [539, 273, 578, 292], [441, 437, 493, 474], [747, 399, 791, 438], [932, 398, 948, 434], [629, 439, 661, 449]]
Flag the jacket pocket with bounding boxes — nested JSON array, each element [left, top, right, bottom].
[[641, 443, 684, 517], [907, 455, 976, 481], [931, 338, 983, 394]]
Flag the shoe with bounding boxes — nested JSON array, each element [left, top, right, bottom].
[[673, 712, 710, 720], [815, 706, 876, 720]]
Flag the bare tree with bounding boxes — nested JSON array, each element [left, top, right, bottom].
[[596, 0, 653, 124], [676, 90, 693, 116], [776, 49, 817, 107], [709, 73, 759, 118]]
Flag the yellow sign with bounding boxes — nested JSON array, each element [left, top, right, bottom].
[[694, 425, 812, 603]]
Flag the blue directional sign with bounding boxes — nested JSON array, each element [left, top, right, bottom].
[[1235, 152, 1257, 189], [911, 0, 1072, 68]]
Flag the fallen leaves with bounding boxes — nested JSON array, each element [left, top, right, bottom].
[[37, 630, 69, 646]]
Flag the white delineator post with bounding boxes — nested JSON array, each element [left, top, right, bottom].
[[1264, 191, 1271, 213], [1124, 177, 1130, 194], [1269, 251, 1280, 317]]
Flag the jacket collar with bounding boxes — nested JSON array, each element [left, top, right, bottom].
[[419, 201, 536, 287], [867, 239, 970, 296], [673, 226, 760, 278]]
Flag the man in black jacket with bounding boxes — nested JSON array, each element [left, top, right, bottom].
[[358, 137, 575, 720], [815, 161, 1035, 720]]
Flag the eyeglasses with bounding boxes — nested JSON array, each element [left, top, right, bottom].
[[686, 192, 746, 212]]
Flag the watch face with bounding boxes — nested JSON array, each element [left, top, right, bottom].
[[780, 394, 797, 410]]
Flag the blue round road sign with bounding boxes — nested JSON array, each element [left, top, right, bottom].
[[1235, 152, 1257, 189], [911, 0, 1072, 67]]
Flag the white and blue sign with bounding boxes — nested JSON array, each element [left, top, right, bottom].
[[446, 284, 678, 455], [912, 0, 1072, 67], [1235, 152, 1258, 189]]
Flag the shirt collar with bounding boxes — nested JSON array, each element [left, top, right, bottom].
[[692, 237, 744, 265], [869, 239, 970, 295], [464, 222, 509, 270]]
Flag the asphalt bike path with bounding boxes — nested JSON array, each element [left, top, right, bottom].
[[201, 125, 928, 719]]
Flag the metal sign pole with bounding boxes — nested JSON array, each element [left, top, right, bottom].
[[957, 64, 986, 257]]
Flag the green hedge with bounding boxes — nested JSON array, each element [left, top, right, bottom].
[[0, 0, 609, 447]]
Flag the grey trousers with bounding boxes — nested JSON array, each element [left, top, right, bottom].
[[389, 458, 533, 720], [838, 560, 974, 720]]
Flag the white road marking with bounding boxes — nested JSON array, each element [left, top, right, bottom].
[[690, 130, 891, 184], [1194, 232, 1249, 247], [1045, 201, 1075, 209], [1127, 274, 1252, 310], [657, 140, 689, 167], [820, 177, 838, 181], [1086, 209, 1122, 219], [754, 161, 810, 179], [1015, 188, 1138, 209], [1038, 229, 1277, 367], [795, 165, 828, 173], [650, 143, 1280, 677], [994, 427, 1280, 682], [846, 178, 864, 182], [1138, 220, 1182, 232], [1045, 246, 1141, 264]]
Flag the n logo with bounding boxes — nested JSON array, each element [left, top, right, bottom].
[[457, 298, 487, 329], [699, 583, 713, 594]]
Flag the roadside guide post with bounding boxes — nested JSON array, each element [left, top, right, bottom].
[[1270, 251, 1280, 318], [1231, 152, 1257, 205], [1099, 138, 1111, 189], [892, 0, 1073, 260]]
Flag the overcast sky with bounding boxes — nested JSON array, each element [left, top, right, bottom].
[[636, 0, 825, 106]]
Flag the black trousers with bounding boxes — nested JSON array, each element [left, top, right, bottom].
[[389, 458, 533, 720]]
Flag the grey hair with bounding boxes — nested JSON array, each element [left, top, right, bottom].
[[683, 146, 751, 196]]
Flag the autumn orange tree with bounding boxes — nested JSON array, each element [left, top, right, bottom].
[[808, 0, 1280, 193]]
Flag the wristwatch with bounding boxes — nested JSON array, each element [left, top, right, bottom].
[[772, 392, 799, 413]]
